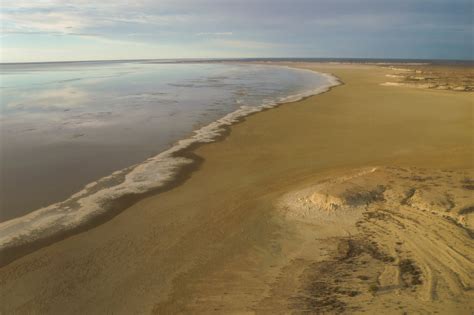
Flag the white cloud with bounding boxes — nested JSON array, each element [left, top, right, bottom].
[[0, 1, 196, 40], [1, 10, 93, 35]]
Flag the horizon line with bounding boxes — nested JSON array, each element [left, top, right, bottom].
[[1, 56, 473, 65]]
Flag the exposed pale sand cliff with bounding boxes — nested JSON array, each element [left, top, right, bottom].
[[0, 63, 472, 314]]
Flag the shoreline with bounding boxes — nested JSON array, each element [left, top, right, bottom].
[[1, 61, 337, 221], [0, 62, 472, 314], [0, 65, 341, 267]]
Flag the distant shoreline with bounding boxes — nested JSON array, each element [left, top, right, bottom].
[[2, 57, 473, 66]]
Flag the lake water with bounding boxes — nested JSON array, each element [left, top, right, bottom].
[[0, 60, 338, 250]]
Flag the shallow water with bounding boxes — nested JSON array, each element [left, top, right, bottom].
[[0, 61, 332, 222]]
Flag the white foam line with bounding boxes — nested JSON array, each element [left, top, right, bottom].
[[0, 66, 340, 253]]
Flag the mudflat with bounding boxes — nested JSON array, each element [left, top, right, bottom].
[[0, 63, 472, 314]]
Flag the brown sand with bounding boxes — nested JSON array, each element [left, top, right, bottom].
[[0, 63, 472, 314]]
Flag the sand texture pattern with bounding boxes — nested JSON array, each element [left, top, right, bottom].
[[273, 166, 473, 313]]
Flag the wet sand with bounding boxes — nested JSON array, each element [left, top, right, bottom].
[[0, 63, 473, 314]]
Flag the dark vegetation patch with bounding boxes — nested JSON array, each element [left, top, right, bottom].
[[343, 185, 386, 207], [290, 237, 393, 313], [363, 209, 407, 229], [290, 261, 348, 313], [399, 259, 423, 287], [459, 206, 474, 215], [338, 239, 395, 263]]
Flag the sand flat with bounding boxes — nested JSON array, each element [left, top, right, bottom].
[[0, 63, 473, 314]]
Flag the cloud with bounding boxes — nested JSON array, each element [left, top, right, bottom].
[[212, 39, 277, 50], [1, 10, 94, 35], [196, 32, 233, 36], [0, 1, 192, 37], [0, 0, 472, 61]]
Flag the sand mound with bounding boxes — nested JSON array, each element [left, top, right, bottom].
[[277, 166, 474, 313], [279, 167, 385, 222], [309, 182, 386, 211]]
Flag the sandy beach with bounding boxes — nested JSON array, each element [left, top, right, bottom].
[[0, 62, 473, 314]]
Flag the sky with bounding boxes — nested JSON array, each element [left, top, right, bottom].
[[1, 0, 472, 62]]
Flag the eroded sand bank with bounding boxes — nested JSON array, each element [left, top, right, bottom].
[[0, 63, 472, 314], [274, 166, 473, 313]]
